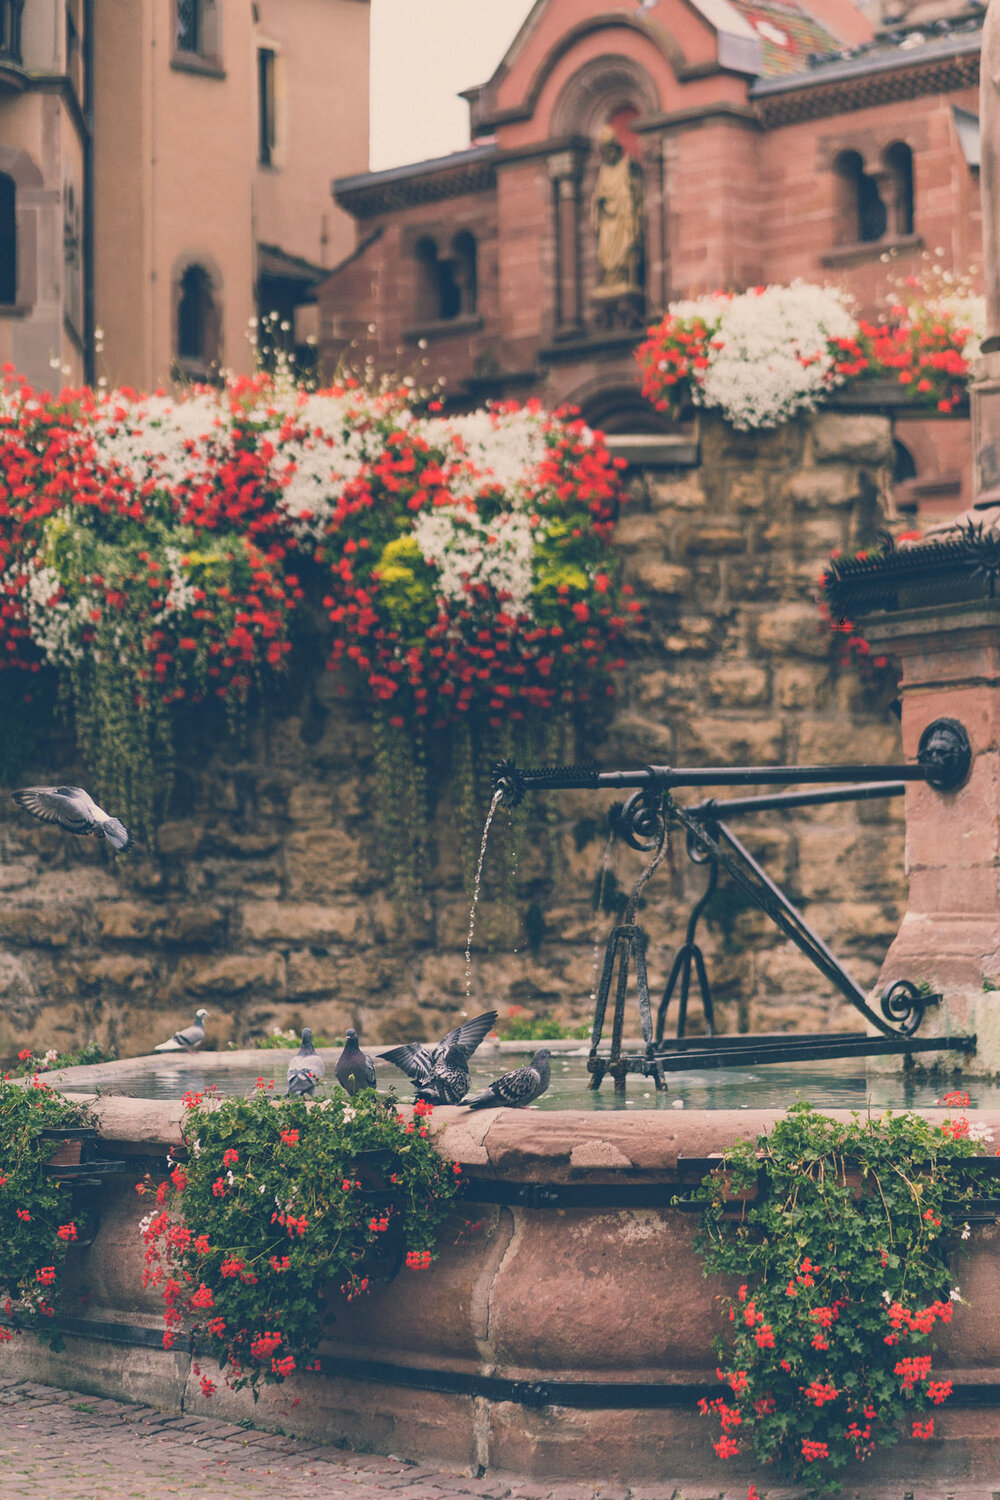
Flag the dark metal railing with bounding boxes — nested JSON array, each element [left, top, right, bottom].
[[492, 717, 976, 1091]]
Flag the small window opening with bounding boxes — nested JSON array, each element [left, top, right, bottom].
[[0, 173, 16, 305], [884, 142, 914, 237], [177, 264, 217, 365], [258, 47, 277, 166], [451, 231, 477, 317]]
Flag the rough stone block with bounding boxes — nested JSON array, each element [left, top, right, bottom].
[[647, 473, 705, 511], [0, 908, 77, 946], [163, 905, 226, 946], [755, 603, 830, 659], [727, 473, 768, 511], [612, 513, 668, 549], [811, 412, 893, 465], [676, 713, 785, 765], [796, 717, 901, 765], [96, 903, 163, 942], [283, 827, 364, 898], [155, 821, 204, 857], [681, 523, 744, 554], [79, 954, 155, 991], [628, 559, 691, 595], [775, 663, 830, 710], [241, 900, 366, 945], [705, 664, 769, 708], [172, 951, 286, 998], [783, 467, 859, 509]]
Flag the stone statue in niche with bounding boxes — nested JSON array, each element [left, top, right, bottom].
[[589, 126, 644, 329]]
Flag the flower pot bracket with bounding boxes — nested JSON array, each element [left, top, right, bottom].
[[39, 1125, 125, 1184], [493, 722, 976, 1092]]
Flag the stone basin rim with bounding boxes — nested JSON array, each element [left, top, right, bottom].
[[52, 1088, 1000, 1174]]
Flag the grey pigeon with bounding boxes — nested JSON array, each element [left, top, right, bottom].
[[380, 1010, 497, 1106], [287, 1027, 327, 1096], [464, 1048, 551, 1110], [13, 785, 131, 851], [154, 1009, 209, 1053], [335, 1028, 376, 1096]]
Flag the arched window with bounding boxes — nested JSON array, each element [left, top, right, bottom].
[[414, 236, 440, 323], [0, 173, 15, 305], [833, 150, 886, 245], [176, 264, 219, 368], [451, 231, 477, 317], [413, 235, 469, 323], [884, 142, 914, 237]]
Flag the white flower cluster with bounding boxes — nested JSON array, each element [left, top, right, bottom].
[[430, 406, 551, 497], [926, 292, 986, 364], [693, 282, 859, 431], [411, 504, 537, 618], [89, 391, 222, 494], [22, 562, 94, 666], [155, 546, 200, 620]]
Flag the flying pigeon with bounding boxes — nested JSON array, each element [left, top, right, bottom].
[[334, 1028, 376, 1097], [380, 1010, 498, 1106], [12, 785, 131, 851], [287, 1027, 327, 1096], [464, 1048, 552, 1110], [153, 1009, 209, 1053]]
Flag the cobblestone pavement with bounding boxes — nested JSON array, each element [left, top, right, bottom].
[[0, 1380, 992, 1500]]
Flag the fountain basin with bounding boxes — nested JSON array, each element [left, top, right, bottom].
[[5, 1082, 1000, 1487]]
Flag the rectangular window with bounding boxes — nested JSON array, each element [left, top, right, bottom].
[[176, 0, 201, 53], [258, 47, 277, 166], [173, 0, 221, 72], [0, 0, 24, 63]]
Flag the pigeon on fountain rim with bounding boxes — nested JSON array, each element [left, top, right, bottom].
[[154, 1009, 209, 1054], [287, 1028, 326, 1097], [335, 1029, 377, 1096], [463, 1048, 551, 1110]]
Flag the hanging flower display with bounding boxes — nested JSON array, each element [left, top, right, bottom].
[[636, 281, 980, 430], [0, 371, 635, 855]]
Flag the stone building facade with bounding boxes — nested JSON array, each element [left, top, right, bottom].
[[0, 408, 910, 1062], [319, 0, 982, 509], [0, 0, 370, 392]]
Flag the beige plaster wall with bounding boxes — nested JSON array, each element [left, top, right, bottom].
[[92, 0, 257, 389], [254, 0, 370, 273]]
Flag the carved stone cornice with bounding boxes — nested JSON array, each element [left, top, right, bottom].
[[333, 149, 498, 220], [753, 48, 980, 129]]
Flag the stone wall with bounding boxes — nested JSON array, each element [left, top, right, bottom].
[[0, 410, 907, 1061]]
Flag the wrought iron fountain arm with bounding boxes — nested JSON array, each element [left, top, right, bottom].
[[493, 717, 971, 807]]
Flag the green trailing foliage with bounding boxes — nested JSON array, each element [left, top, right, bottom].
[[139, 1084, 463, 1397], [0, 1077, 95, 1350], [687, 1099, 989, 1495]]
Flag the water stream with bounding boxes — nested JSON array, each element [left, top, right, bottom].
[[465, 788, 503, 999]]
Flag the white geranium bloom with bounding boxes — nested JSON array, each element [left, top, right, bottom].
[[411, 504, 536, 619], [694, 282, 858, 430]]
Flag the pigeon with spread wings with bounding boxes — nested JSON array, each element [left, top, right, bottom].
[[380, 1009, 497, 1106], [13, 786, 130, 851]]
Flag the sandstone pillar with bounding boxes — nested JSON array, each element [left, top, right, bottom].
[[861, 599, 1000, 1068]]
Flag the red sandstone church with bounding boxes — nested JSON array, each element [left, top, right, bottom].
[[319, 0, 983, 471]]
